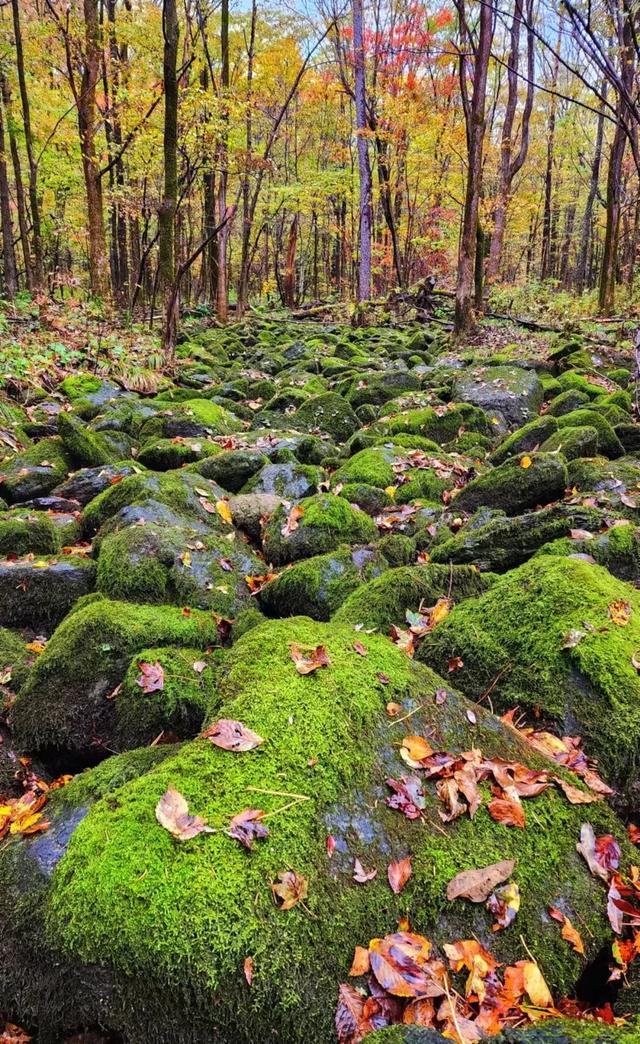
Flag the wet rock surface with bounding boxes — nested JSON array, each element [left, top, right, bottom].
[[1, 317, 639, 1042]]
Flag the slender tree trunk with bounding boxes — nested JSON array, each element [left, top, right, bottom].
[[12, 0, 43, 287], [540, 33, 560, 281], [160, 0, 179, 355], [216, 0, 230, 322], [236, 0, 256, 316], [352, 0, 372, 303], [454, 0, 494, 334], [0, 85, 18, 297], [283, 213, 298, 307], [486, 0, 534, 282], [1, 70, 31, 288], [576, 83, 607, 294]]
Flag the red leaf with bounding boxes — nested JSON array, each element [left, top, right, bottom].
[[228, 808, 269, 849], [202, 718, 264, 751], [136, 661, 164, 694], [388, 856, 412, 894], [289, 643, 331, 675]]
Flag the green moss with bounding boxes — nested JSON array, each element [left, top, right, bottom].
[[258, 545, 388, 621], [194, 449, 268, 493], [114, 646, 216, 748], [334, 562, 494, 630], [58, 374, 104, 399], [0, 510, 59, 556], [541, 425, 599, 460], [557, 372, 604, 401], [137, 438, 221, 471], [0, 617, 625, 1041], [536, 523, 640, 583], [11, 599, 223, 756], [0, 626, 33, 691], [377, 533, 416, 567], [380, 403, 491, 444], [455, 452, 568, 516], [369, 1020, 639, 1042], [419, 556, 640, 788], [337, 482, 393, 514], [0, 438, 71, 503], [263, 493, 378, 564], [57, 412, 121, 468], [82, 470, 226, 534], [489, 416, 559, 466], [293, 392, 359, 441], [334, 446, 397, 488]]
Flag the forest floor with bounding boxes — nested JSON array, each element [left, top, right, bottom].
[[1, 302, 640, 1044]]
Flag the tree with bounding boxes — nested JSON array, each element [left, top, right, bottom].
[[11, 0, 43, 287], [160, 0, 179, 356], [352, 0, 373, 302]]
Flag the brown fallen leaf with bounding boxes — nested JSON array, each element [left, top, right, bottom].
[[243, 956, 254, 985], [348, 945, 371, 976], [335, 982, 370, 1044], [576, 823, 620, 881], [353, 857, 377, 883], [400, 734, 433, 767], [155, 787, 214, 841], [271, 868, 309, 910], [202, 718, 264, 751], [554, 776, 599, 805], [608, 599, 632, 626], [548, 906, 585, 956], [136, 661, 164, 694], [281, 504, 304, 537], [289, 643, 331, 675], [228, 808, 269, 849], [487, 788, 525, 829], [446, 859, 516, 903], [388, 856, 412, 894]]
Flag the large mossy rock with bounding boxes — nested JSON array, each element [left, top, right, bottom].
[[454, 453, 567, 516], [0, 554, 96, 629], [241, 460, 322, 501], [138, 398, 239, 440], [82, 470, 227, 535], [418, 556, 640, 792], [0, 617, 632, 1042], [263, 493, 378, 564], [0, 439, 71, 504], [292, 392, 359, 441], [556, 410, 623, 459], [429, 503, 607, 573], [368, 1021, 640, 1043], [9, 599, 222, 762], [258, 545, 388, 620], [489, 415, 559, 466], [57, 412, 124, 468], [535, 522, 640, 583], [452, 365, 544, 429]]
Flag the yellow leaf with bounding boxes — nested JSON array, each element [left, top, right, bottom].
[[216, 500, 233, 525], [520, 456, 533, 469], [385, 486, 397, 500], [522, 960, 553, 1007]]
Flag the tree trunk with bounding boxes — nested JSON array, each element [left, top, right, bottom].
[[76, 0, 109, 299], [1, 70, 31, 288], [352, 0, 372, 303], [216, 0, 230, 322], [12, 0, 43, 287], [283, 213, 298, 307], [540, 31, 560, 281], [576, 83, 607, 294], [160, 0, 179, 356], [0, 84, 18, 297], [454, 0, 494, 334]]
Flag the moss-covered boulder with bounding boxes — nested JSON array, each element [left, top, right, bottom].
[[541, 425, 600, 461], [195, 448, 268, 493], [9, 599, 222, 762], [418, 556, 640, 791], [556, 410, 623, 459], [452, 365, 544, 429], [334, 562, 494, 630], [0, 626, 34, 691], [293, 392, 359, 441], [241, 460, 322, 501], [0, 510, 61, 556], [489, 416, 559, 466], [263, 493, 378, 564], [58, 374, 125, 418], [346, 369, 421, 407], [82, 470, 227, 536], [547, 389, 591, 416], [535, 522, 640, 583], [368, 1021, 639, 1043], [0, 616, 632, 1041], [429, 503, 606, 573], [379, 403, 491, 445], [333, 445, 473, 506], [138, 399, 239, 440], [52, 461, 142, 505], [0, 439, 71, 504], [57, 412, 125, 468], [137, 437, 221, 471], [258, 545, 388, 620], [113, 646, 217, 749], [337, 482, 393, 515], [0, 554, 96, 629], [454, 453, 567, 516]]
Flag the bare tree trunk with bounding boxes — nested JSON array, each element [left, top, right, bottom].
[[160, 0, 179, 356], [486, 0, 534, 282], [0, 84, 18, 297], [283, 213, 298, 307], [576, 82, 607, 294], [216, 0, 230, 322], [352, 0, 372, 303], [12, 0, 43, 287], [0, 70, 31, 288], [540, 30, 560, 281], [454, 0, 495, 334]]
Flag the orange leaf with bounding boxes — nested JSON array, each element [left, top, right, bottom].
[[388, 856, 412, 894]]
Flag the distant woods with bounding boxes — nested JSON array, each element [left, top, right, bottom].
[[2, 0, 640, 339]]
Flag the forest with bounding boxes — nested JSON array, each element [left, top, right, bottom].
[[3, 1, 640, 1044]]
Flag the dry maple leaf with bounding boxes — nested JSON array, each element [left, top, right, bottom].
[[281, 504, 304, 537], [155, 787, 214, 841], [548, 906, 585, 956], [136, 661, 164, 694], [289, 642, 331, 675], [608, 599, 632, 626], [487, 880, 521, 931], [202, 718, 264, 752], [369, 931, 440, 998], [271, 868, 309, 910], [228, 808, 269, 849], [446, 859, 515, 903], [388, 856, 412, 894], [243, 956, 254, 986], [349, 945, 371, 976]]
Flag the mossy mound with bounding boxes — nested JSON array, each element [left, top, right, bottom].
[[114, 646, 217, 749], [418, 556, 640, 791], [0, 626, 34, 691], [541, 425, 600, 461], [10, 599, 222, 761], [454, 453, 567, 516], [262, 493, 378, 564], [57, 412, 124, 468], [0, 510, 60, 556], [0, 555, 96, 630], [535, 522, 640, 583], [333, 445, 471, 506], [379, 403, 491, 445], [334, 562, 494, 630], [58, 375, 125, 418], [489, 416, 559, 466], [292, 392, 359, 441], [429, 503, 606, 573], [338, 482, 394, 515], [0, 616, 631, 1041], [452, 365, 544, 428], [137, 437, 221, 471], [194, 448, 268, 493], [258, 545, 388, 620], [556, 410, 623, 459], [0, 439, 71, 504], [82, 470, 227, 535], [346, 369, 421, 407], [241, 460, 322, 501], [138, 399, 239, 440]]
